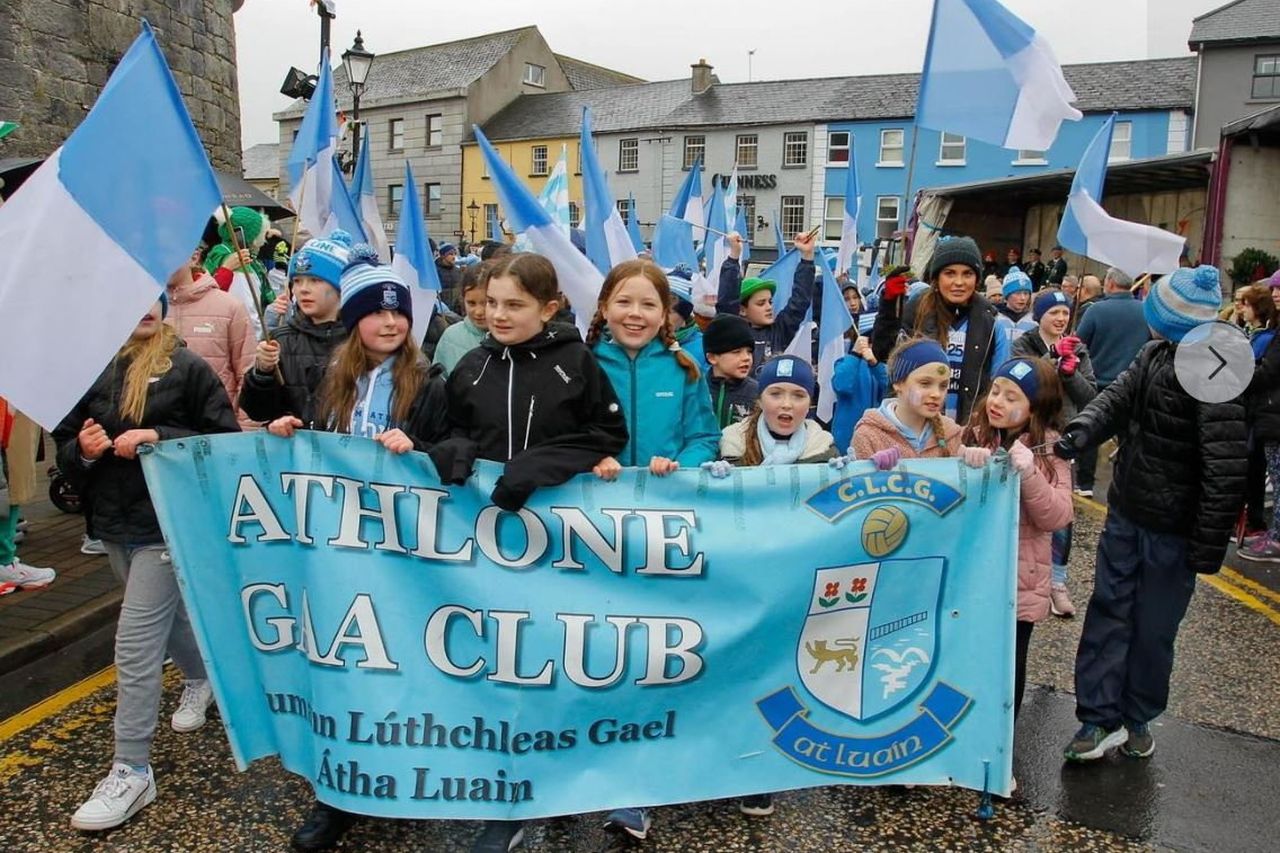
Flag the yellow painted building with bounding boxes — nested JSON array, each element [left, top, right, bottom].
[[460, 137, 581, 243]]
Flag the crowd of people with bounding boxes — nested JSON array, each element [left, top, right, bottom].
[[0, 208, 1263, 852]]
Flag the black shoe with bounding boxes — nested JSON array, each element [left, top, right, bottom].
[[471, 820, 525, 852], [291, 800, 356, 852]]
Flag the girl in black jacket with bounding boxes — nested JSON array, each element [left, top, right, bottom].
[[55, 298, 240, 832]]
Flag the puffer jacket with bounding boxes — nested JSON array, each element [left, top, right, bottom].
[[52, 347, 240, 544], [1248, 330, 1280, 443], [851, 403, 962, 460], [239, 311, 348, 426], [593, 337, 720, 469], [1067, 340, 1247, 573], [1010, 331, 1098, 422], [720, 418, 837, 464], [166, 273, 258, 428]]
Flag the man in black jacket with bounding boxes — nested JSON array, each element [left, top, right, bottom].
[[1055, 266, 1246, 763]]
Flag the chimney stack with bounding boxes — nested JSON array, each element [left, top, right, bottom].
[[691, 58, 713, 95]]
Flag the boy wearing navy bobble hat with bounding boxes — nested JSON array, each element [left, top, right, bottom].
[[1055, 265, 1246, 762]]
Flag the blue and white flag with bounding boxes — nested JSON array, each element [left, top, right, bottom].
[[723, 163, 739, 224], [474, 125, 602, 336], [348, 142, 388, 260], [817, 249, 854, 422], [0, 22, 221, 429], [1056, 114, 1184, 277], [626, 194, 645, 253], [286, 50, 340, 238], [735, 206, 751, 267], [765, 247, 803, 309], [916, 0, 1081, 151], [581, 107, 636, 274], [836, 155, 862, 277], [540, 145, 572, 233], [390, 162, 441, 345], [670, 155, 705, 241], [774, 209, 786, 256], [699, 179, 731, 307], [652, 214, 700, 271], [326, 158, 368, 243]]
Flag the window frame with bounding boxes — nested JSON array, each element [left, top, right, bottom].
[[827, 131, 851, 164], [682, 135, 705, 171], [937, 132, 965, 166], [735, 133, 759, 169], [530, 144, 549, 177], [1013, 149, 1048, 166], [388, 118, 405, 152], [1253, 54, 1280, 100], [737, 194, 757, 238], [424, 182, 441, 217], [387, 183, 404, 218], [875, 195, 901, 239], [568, 201, 581, 229], [425, 113, 443, 148], [618, 138, 639, 173], [782, 131, 808, 168], [878, 129, 905, 167], [616, 197, 633, 224], [780, 195, 806, 240], [1108, 121, 1133, 162], [523, 63, 546, 88], [822, 197, 844, 242]]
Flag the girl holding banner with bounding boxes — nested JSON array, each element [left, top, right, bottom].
[[851, 339, 965, 468], [54, 297, 240, 831]]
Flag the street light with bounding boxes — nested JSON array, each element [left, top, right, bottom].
[[342, 31, 375, 173], [467, 200, 480, 244]]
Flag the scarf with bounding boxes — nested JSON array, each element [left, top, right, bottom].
[[350, 356, 397, 438], [756, 416, 808, 465], [878, 399, 934, 453]]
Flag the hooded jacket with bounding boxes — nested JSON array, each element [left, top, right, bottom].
[[716, 256, 817, 372], [720, 418, 837, 464], [707, 372, 759, 429], [1010, 331, 1098, 422], [166, 272, 258, 428], [239, 311, 349, 425], [443, 323, 628, 510], [52, 347, 240, 544], [592, 337, 720, 469], [434, 317, 488, 376], [851, 401, 963, 460]]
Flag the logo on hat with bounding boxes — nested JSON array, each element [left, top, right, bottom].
[[778, 359, 795, 378], [293, 254, 312, 273], [381, 285, 399, 310], [1009, 362, 1033, 380]]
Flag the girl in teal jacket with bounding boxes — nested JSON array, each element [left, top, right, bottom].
[[587, 260, 720, 481]]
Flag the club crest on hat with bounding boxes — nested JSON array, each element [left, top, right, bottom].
[[293, 254, 312, 273], [1009, 362, 1033, 380], [381, 284, 399, 310], [778, 360, 795, 378]]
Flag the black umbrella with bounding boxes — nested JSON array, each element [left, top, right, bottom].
[[0, 157, 42, 199], [214, 170, 293, 220]]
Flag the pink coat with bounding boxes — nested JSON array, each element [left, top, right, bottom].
[[1005, 432, 1074, 622], [851, 406, 962, 460], [166, 273, 258, 429]]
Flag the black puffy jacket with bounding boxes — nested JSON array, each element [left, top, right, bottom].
[[439, 323, 628, 509], [239, 312, 348, 425], [1248, 331, 1280, 443], [53, 347, 240, 545], [1066, 340, 1247, 573]]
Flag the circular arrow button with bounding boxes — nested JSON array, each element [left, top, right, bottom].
[[1173, 321, 1254, 404]]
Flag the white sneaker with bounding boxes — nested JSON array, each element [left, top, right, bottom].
[[171, 680, 214, 732], [81, 535, 107, 555], [16, 517, 29, 533], [0, 561, 56, 589], [70, 763, 156, 831]]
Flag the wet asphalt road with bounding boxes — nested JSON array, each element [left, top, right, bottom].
[[1, 504, 1278, 852]]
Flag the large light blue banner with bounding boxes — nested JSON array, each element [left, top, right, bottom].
[[142, 432, 1019, 819]]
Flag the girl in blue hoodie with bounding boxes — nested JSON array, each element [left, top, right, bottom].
[[588, 259, 720, 484]]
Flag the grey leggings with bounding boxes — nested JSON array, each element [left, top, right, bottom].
[[104, 543, 205, 766]]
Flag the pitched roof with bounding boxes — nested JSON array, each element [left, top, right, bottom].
[[555, 54, 644, 90], [276, 26, 537, 118], [477, 56, 1197, 141], [242, 143, 278, 180], [1189, 0, 1280, 47]]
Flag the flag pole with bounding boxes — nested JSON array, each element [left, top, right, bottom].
[[218, 201, 269, 333]]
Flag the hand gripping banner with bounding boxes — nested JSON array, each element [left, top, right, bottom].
[[141, 433, 1019, 819]]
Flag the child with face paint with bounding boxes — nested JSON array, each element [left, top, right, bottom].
[[850, 338, 965, 469], [717, 355, 837, 468], [961, 358, 1073, 736]]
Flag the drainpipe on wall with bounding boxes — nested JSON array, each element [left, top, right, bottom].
[[1201, 135, 1231, 268]]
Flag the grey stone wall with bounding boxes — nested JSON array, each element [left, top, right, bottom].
[[0, 0, 242, 172]]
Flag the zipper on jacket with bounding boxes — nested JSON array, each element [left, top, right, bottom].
[[715, 383, 727, 428], [628, 357, 639, 466], [524, 396, 536, 451], [505, 348, 514, 461]]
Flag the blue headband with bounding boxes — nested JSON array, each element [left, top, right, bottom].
[[993, 358, 1040, 402], [889, 339, 949, 384]]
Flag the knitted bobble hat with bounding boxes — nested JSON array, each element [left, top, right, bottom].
[[288, 229, 354, 290], [1143, 265, 1222, 343], [338, 255, 413, 331], [927, 236, 983, 281], [1002, 266, 1033, 298]]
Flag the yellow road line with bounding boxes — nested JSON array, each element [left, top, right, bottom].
[[1200, 573, 1280, 628], [1220, 567, 1280, 607], [0, 664, 116, 742]]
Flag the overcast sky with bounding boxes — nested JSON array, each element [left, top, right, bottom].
[[234, 0, 1224, 148]]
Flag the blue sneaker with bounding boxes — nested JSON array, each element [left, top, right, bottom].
[[1063, 723, 1126, 761], [603, 807, 651, 840], [1122, 722, 1155, 758]]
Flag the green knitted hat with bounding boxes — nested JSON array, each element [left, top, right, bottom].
[[740, 277, 776, 301], [216, 206, 270, 249]]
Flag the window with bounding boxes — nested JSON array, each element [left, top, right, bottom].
[[738, 195, 756, 236], [823, 197, 844, 242], [388, 118, 404, 151], [617, 197, 633, 224], [781, 195, 806, 239], [736, 134, 759, 169], [683, 135, 705, 170], [568, 201, 581, 229], [879, 129, 905, 166], [425, 114, 443, 148], [1109, 121, 1132, 161], [483, 203, 499, 235], [618, 138, 639, 173], [388, 183, 404, 218], [1253, 54, 1280, 99], [876, 196, 900, 240], [1014, 149, 1047, 164], [783, 132, 808, 167], [531, 145, 548, 176], [938, 132, 965, 164], [523, 63, 546, 87], [424, 183, 441, 217], [292, 129, 299, 142], [828, 131, 851, 164]]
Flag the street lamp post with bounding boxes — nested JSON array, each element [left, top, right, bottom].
[[342, 31, 375, 174], [467, 200, 480, 244]]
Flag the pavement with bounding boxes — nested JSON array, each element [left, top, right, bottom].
[[2, 448, 1279, 851]]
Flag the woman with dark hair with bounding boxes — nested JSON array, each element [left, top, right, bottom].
[[1237, 284, 1280, 557]]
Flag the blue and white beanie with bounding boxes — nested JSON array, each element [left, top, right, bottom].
[[665, 265, 695, 320], [1032, 289, 1071, 322], [1144, 265, 1222, 343], [1002, 266, 1033, 298], [338, 247, 413, 331], [288, 229, 355, 290], [758, 355, 816, 397]]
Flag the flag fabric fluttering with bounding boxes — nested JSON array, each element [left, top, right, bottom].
[[773, 210, 785, 257], [473, 125, 603, 336], [734, 206, 751, 267], [761, 247, 803, 309], [816, 249, 854, 422], [652, 214, 700, 271], [723, 163, 738, 226], [916, 0, 1081, 151], [0, 22, 221, 429], [1056, 113, 1185, 276], [540, 145, 572, 233], [699, 178, 731, 306], [835, 153, 862, 276], [626, 194, 646, 253], [391, 162, 441, 345], [0, 121, 18, 140], [580, 107, 636, 274], [286, 50, 340, 238], [348, 142, 388, 260], [326, 157, 367, 243], [670, 155, 705, 242]]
